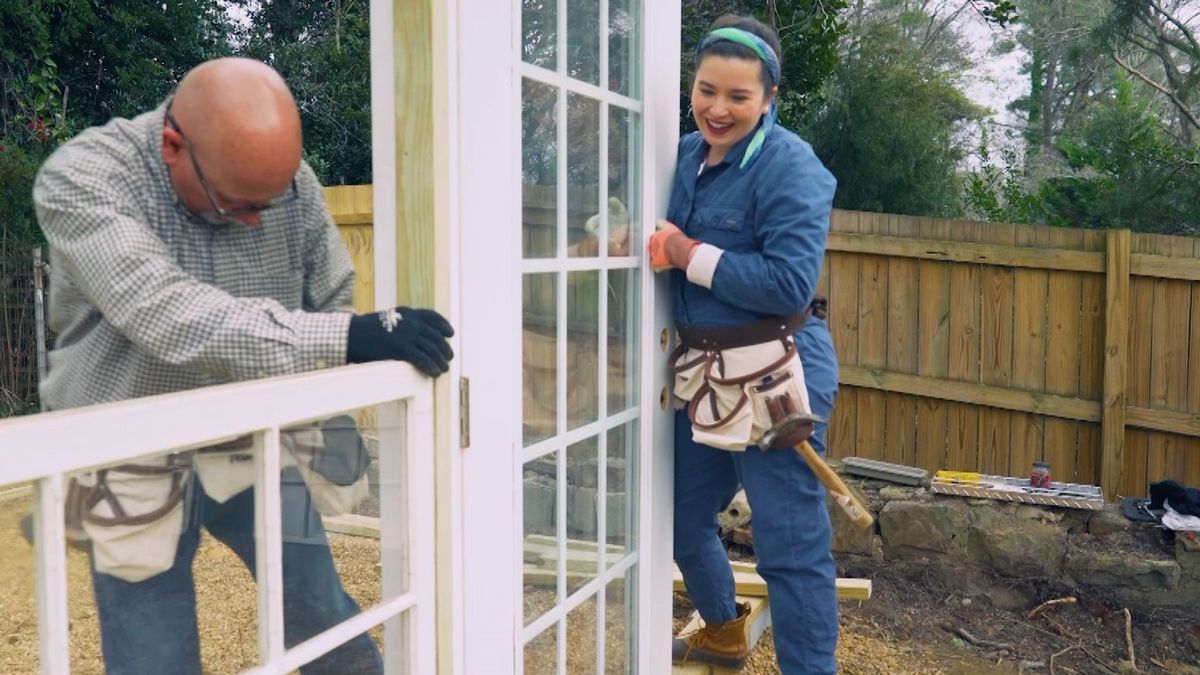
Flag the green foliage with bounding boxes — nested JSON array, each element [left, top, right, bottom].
[[233, 0, 372, 185], [1040, 78, 1200, 233], [680, 1, 848, 135], [803, 22, 984, 217]]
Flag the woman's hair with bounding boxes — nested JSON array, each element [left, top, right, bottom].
[[694, 14, 782, 93]]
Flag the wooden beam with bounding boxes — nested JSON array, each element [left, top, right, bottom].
[[1126, 406, 1200, 438], [671, 562, 872, 601], [826, 232, 1104, 273], [1130, 253, 1200, 281], [1102, 230, 1131, 500], [840, 366, 1101, 423]]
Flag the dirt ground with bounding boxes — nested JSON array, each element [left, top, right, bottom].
[[4, 491, 1198, 674]]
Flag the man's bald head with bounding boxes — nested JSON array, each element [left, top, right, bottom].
[[165, 58, 302, 214]]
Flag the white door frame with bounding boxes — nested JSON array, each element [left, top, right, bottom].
[[375, 0, 683, 671]]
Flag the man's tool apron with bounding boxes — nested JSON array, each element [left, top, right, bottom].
[[66, 416, 370, 582], [672, 305, 818, 452]]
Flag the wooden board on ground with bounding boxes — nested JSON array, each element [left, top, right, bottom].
[[671, 561, 872, 602], [671, 595, 771, 675]]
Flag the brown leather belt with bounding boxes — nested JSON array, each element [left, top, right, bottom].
[[676, 295, 827, 351]]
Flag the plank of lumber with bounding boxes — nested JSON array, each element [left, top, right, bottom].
[[672, 563, 871, 601]]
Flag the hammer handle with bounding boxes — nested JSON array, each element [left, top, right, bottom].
[[795, 440, 875, 530]]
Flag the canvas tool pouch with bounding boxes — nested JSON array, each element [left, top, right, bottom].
[[282, 415, 371, 517], [74, 456, 191, 582]]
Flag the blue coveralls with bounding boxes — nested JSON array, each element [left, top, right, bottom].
[[669, 124, 839, 674]]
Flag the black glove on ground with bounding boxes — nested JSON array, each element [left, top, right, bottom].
[[346, 306, 455, 376]]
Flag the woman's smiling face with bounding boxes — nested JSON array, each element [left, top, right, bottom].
[[690, 55, 775, 162]]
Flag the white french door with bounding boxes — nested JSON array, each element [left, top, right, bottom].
[[454, 0, 680, 673]]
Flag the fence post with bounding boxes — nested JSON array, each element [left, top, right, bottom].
[[1101, 230, 1131, 500], [32, 247, 47, 412]]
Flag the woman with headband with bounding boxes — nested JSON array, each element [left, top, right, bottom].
[[648, 14, 839, 674]]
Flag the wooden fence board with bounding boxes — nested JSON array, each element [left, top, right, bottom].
[[945, 220, 982, 471], [854, 212, 889, 461], [916, 218, 951, 471], [1044, 228, 1083, 481], [826, 212, 861, 458], [885, 215, 920, 466], [1009, 225, 1048, 479], [978, 223, 1016, 476], [1078, 231, 1106, 486]]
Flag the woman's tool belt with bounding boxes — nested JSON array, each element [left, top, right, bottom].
[[671, 318, 813, 452]]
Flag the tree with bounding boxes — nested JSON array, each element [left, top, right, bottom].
[[680, 1, 848, 134], [800, 1, 985, 216], [232, 0, 372, 185]]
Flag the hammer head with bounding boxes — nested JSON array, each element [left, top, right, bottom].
[[759, 409, 824, 450]]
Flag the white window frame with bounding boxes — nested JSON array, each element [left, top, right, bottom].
[[0, 363, 437, 675]]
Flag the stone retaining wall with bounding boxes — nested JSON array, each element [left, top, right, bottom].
[[830, 484, 1200, 613]]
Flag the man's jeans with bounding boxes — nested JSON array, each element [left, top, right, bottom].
[[673, 408, 839, 675], [90, 470, 383, 674]]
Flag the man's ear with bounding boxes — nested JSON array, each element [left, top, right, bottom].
[[161, 126, 184, 166]]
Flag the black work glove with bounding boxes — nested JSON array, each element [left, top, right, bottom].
[[346, 306, 455, 376]]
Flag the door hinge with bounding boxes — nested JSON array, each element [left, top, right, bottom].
[[459, 376, 470, 448]]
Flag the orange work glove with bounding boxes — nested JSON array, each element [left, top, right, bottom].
[[647, 220, 700, 272]]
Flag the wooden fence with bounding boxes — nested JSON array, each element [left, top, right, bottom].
[[816, 210, 1200, 498], [328, 185, 1200, 499], [324, 184, 376, 314]]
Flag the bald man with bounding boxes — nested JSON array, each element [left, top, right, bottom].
[[33, 58, 446, 674]]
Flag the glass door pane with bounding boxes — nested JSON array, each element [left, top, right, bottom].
[[519, 0, 642, 671]]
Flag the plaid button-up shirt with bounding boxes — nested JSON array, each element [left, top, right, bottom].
[[34, 104, 355, 413]]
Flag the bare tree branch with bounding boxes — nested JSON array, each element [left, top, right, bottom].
[[1113, 53, 1200, 131], [1148, 0, 1200, 58]]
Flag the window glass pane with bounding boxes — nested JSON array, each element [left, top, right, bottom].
[[565, 596, 599, 673], [605, 421, 637, 567], [607, 109, 641, 254], [524, 273, 558, 446], [522, 0, 556, 69], [524, 621, 558, 675], [608, 0, 640, 97], [565, 436, 599, 595], [567, 271, 600, 429], [567, 0, 600, 84], [606, 269, 638, 415], [523, 79, 558, 259], [604, 572, 636, 673], [567, 94, 600, 259], [524, 450, 559, 627]]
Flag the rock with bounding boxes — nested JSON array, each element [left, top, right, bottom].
[[1176, 533, 1200, 584], [969, 509, 1068, 578], [569, 485, 597, 534], [1087, 507, 1127, 536], [880, 500, 970, 558], [961, 597, 973, 607], [523, 476, 556, 535], [1065, 552, 1181, 590], [878, 486, 915, 501], [1016, 505, 1063, 523], [829, 485, 878, 556]]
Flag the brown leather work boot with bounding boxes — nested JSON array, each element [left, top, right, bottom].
[[671, 601, 752, 670]]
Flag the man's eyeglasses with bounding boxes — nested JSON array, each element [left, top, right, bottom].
[[164, 98, 298, 223]]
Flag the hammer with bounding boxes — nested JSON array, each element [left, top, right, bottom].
[[760, 398, 875, 530]]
